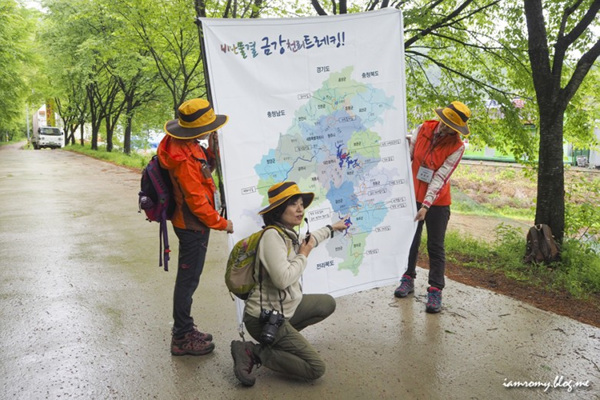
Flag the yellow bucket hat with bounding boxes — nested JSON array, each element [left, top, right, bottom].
[[434, 101, 471, 136], [164, 98, 228, 139], [258, 182, 315, 215]]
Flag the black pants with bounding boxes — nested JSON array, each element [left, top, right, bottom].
[[405, 203, 450, 290], [172, 226, 210, 338]]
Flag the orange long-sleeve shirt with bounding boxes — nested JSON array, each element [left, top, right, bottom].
[[157, 136, 227, 231]]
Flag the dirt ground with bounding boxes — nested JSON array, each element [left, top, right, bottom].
[[443, 162, 600, 329]]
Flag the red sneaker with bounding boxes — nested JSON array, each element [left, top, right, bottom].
[[394, 274, 414, 298], [426, 287, 442, 313]]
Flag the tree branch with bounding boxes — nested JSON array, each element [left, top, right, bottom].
[[553, 0, 594, 77], [557, 0, 583, 41], [562, 37, 600, 105], [406, 49, 524, 98], [406, 53, 440, 95], [561, 0, 600, 48], [311, 0, 327, 15], [404, 0, 501, 48], [428, 27, 530, 72], [366, 0, 380, 12]]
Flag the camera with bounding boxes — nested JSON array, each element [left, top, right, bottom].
[[259, 309, 285, 344]]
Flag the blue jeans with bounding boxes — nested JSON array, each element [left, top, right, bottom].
[[172, 226, 210, 338], [405, 203, 450, 290]]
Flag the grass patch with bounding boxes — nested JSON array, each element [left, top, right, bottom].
[[64, 143, 151, 171], [431, 224, 600, 299], [450, 189, 534, 221], [451, 163, 537, 221], [450, 189, 495, 215]]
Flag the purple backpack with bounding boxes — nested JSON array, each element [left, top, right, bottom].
[[138, 155, 175, 271]]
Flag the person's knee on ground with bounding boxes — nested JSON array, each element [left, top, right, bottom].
[[290, 294, 336, 331]]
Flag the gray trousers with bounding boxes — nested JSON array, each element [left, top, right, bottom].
[[243, 293, 336, 380]]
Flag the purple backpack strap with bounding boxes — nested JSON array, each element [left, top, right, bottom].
[[159, 209, 170, 271]]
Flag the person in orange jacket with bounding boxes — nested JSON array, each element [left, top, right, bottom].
[[394, 101, 471, 313], [157, 98, 234, 356]]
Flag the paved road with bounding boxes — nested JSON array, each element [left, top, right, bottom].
[[1, 143, 598, 399]]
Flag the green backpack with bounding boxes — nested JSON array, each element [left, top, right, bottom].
[[225, 225, 285, 300]]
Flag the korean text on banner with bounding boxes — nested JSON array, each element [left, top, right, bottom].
[[200, 8, 416, 298]]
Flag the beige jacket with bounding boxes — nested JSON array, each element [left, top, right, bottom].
[[244, 224, 331, 319]]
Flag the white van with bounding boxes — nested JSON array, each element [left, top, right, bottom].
[[32, 126, 63, 150]]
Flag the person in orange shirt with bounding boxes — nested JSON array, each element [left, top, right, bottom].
[[394, 101, 471, 313], [157, 98, 234, 355]]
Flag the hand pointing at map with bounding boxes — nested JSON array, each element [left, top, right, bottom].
[[331, 218, 348, 233]]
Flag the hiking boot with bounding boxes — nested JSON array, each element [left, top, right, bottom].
[[231, 340, 259, 386], [190, 326, 213, 342], [426, 287, 442, 313], [394, 274, 414, 298], [171, 331, 215, 356]]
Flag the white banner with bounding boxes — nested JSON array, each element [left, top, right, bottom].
[[200, 8, 416, 297]]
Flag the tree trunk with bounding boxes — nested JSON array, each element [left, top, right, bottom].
[[105, 115, 113, 152], [91, 133, 98, 150], [535, 111, 565, 243], [86, 85, 102, 150], [123, 109, 133, 155], [66, 126, 75, 145], [524, 0, 600, 246]]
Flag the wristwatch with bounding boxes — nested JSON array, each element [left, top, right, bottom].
[[326, 224, 334, 238]]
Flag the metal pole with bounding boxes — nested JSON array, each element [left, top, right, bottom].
[[196, 18, 213, 105], [197, 18, 227, 219]]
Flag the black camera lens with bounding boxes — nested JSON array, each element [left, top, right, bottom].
[[260, 309, 284, 344]]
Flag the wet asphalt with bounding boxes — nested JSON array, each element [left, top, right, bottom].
[[0, 143, 598, 400]]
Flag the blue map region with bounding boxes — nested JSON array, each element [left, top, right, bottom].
[[353, 201, 387, 232], [254, 66, 396, 275], [256, 148, 293, 183], [326, 181, 355, 214]]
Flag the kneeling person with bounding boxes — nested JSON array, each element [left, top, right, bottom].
[[231, 182, 347, 386]]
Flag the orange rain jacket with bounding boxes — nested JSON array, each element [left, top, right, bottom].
[[157, 136, 228, 232]]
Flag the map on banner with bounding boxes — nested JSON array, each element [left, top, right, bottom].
[[254, 66, 402, 277], [200, 9, 417, 297]]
